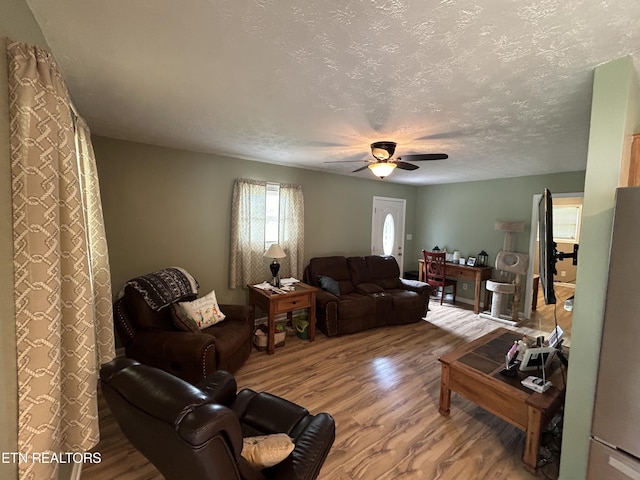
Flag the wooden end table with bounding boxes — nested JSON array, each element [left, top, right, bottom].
[[247, 282, 318, 354], [438, 328, 567, 473]]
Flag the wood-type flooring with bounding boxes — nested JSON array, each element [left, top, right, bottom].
[[83, 290, 571, 480]]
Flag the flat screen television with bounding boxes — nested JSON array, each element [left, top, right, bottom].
[[538, 188, 557, 305], [538, 188, 580, 306]]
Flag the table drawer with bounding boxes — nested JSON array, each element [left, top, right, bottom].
[[447, 267, 475, 279], [276, 294, 310, 312]]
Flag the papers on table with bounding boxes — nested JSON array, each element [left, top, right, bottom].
[[253, 278, 301, 294], [253, 282, 288, 294]]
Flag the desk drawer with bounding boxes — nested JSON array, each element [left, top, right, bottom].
[[448, 267, 475, 279], [276, 294, 310, 312]]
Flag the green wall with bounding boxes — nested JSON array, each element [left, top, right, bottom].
[[0, 1, 50, 479], [560, 57, 640, 479], [96, 132, 589, 311], [414, 172, 586, 301], [93, 136, 418, 306]]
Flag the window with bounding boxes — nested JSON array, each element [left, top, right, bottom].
[[382, 213, 395, 255], [230, 179, 304, 288], [265, 183, 280, 249], [553, 205, 581, 243]]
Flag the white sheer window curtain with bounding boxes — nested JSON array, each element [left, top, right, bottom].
[[230, 179, 304, 288]]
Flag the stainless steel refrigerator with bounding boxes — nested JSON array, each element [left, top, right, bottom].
[[587, 186, 640, 479]]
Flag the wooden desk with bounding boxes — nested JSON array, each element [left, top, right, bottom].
[[439, 328, 567, 473], [419, 259, 492, 314], [247, 282, 318, 354]]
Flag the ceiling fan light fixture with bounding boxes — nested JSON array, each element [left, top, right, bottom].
[[370, 141, 397, 161], [368, 162, 397, 179]]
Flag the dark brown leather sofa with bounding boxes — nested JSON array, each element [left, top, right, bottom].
[[101, 357, 335, 480], [114, 271, 254, 384], [304, 255, 431, 336]]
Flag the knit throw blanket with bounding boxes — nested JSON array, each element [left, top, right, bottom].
[[124, 267, 199, 311]]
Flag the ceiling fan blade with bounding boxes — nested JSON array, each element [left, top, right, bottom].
[[394, 161, 419, 171], [324, 159, 369, 164], [352, 165, 370, 173], [398, 153, 448, 162]]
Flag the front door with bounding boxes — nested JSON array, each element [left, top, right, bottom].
[[371, 196, 406, 276]]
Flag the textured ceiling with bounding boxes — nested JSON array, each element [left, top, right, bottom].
[[24, 0, 640, 185]]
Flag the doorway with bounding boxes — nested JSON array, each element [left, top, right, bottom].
[[371, 197, 406, 276]]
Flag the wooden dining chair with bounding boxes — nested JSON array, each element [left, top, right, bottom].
[[422, 250, 457, 305]]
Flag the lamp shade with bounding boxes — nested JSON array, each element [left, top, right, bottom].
[[368, 162, 397, 179], [264, 244, 286, 259]]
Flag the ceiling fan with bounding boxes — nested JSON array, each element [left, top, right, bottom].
[[326, 141, 448, 179]]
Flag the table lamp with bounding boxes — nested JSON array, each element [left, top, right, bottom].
[[264, 244, 286, 286]]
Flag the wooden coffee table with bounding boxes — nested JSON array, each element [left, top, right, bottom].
[[438, 328, 567, 473], [247, 282, 318, 355]]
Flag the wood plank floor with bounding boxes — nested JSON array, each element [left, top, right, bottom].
[[83, 296, 569, 480]]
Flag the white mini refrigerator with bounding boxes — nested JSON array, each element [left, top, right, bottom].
[[587, 187, 640, 479]]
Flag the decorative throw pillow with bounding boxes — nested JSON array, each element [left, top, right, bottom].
[[175, 290, 226, 330], [170, 304, 199, 332], [241, 434, 295, 469], [317, 275, 340, 296]]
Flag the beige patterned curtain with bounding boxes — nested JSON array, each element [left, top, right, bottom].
[[229, 179, 304, 288], [279, 183, 304, 279], [75, 117, 115, 362], [7, 41, 115, 480], [230, 179, 268, 288]]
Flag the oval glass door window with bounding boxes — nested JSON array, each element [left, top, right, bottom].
[[382, 213, 395, 255]]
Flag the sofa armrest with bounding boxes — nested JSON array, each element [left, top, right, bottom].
[[196, 370, 237, 406], [127, 330, 218, 384], [233, 389, 309, 436], [315, 289, 338, 306], [179, 403, 243, 456], [271, 412, 336, 480], [220, 304, 254, 323]]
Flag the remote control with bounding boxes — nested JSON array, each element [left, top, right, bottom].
[[521, 376, 552, 393]]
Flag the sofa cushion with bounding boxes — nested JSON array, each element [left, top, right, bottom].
[[308, 256, 356, 294], [365, 255, 401, 290], [318, 275, 340, 296], [336, 293, 375, 319], [346, 256, 369, 285], [386, 289, 424, 310], [203, 319, 250, 359]]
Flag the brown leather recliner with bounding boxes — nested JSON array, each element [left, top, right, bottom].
[[114, 269, 254, 384], [100, 357, 336, 480]]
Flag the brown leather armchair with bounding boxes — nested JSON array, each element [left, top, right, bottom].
[[114, 268, 254, 384], [100, 357, 336, 480]]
